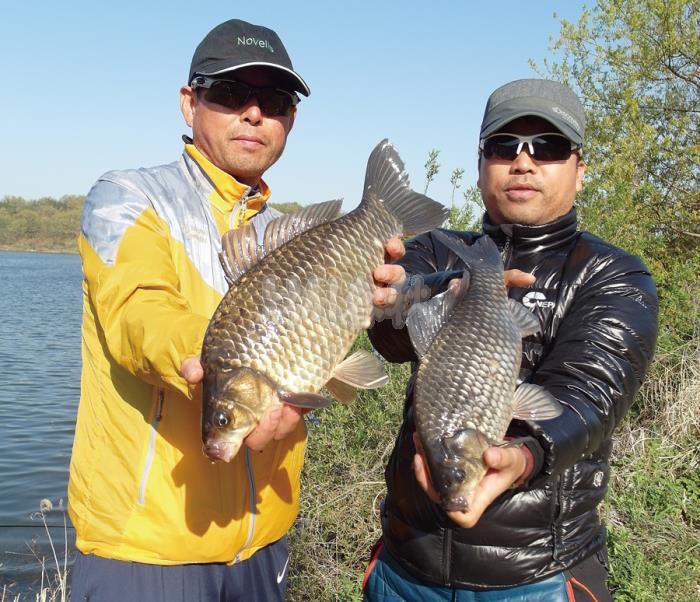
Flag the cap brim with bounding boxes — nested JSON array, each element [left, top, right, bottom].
[[480, 96, 583, 145], [198, 62, 310, 96], [481, 110, 582, 145]]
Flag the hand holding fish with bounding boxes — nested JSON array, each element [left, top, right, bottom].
[[371, 237, 406, 307], [411, 261, 538, 525], [413, 432, 531, 528], [182, 354, 311, 450]]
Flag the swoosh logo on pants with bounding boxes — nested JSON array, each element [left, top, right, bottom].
[[277, 555, 290, 584]]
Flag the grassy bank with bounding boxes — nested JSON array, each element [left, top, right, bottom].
[[287, 334, 700, 601], [8, 342, 697, 601]]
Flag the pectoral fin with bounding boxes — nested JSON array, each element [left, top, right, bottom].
[[324, 378, 358, 403], [511, 384, 563, 421], [508, 299, 541, 338], [324, 350, 389, 402]]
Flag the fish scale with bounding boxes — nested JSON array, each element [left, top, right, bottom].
[[415, 262, 522, 446], [200, 139, 449, 462]]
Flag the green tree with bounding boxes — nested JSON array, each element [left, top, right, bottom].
[[446, 185, 483, 231], [269, 201, 304, 215], [449, 167, 465, 210], [0, 195, 84, 252], [537, 0, 700, 349], [423, 149, 440, 194]]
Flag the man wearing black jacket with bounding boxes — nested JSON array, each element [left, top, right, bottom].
[[363, 79, 658, 601]]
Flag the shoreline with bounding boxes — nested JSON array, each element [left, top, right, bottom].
[[0, 246, 78, 256]]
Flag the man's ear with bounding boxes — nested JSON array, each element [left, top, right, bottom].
[[180, 86, 196, 128], [286, 106, 297, 134], [575, 155, 586, 193]]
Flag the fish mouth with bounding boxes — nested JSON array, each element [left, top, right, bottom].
[[443, 496, 469, 513], [202, 438, 242, 463]]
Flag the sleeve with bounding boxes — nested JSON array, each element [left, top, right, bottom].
[[368, 231, 464, 363], [80, 178, 211, 398], [523, 252, 659, 483]]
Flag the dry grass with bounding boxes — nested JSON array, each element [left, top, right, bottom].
[[3, 500, 69, 602], [288, 335, 700, 601], [287, 353, 409, 601], [603, 338, 700, 601], [9, 338, 698, 601]]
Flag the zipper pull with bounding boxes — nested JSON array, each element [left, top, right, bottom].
[[501, 238, 511, 264]]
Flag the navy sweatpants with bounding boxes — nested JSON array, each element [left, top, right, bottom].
[[69, 536, 289, 602]]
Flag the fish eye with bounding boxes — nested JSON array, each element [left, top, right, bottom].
[[213, 411, 229, 428]]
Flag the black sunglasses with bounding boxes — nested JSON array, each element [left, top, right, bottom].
[[480, 132, 581, 162], [190, 76, 299, 117]]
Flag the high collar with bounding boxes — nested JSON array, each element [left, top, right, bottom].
[[183, 142, 271, 214], [482, 208, 578, 254]]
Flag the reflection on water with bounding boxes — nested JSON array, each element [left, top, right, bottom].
[[0, 251, 81, 596]]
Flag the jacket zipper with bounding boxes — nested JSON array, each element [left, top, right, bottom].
[[137, 389, 164, 505], [233, 448, 258, 562], [551, 474, 564, 561], [442, 527, 453, 585], [501, 237, 513, 269]]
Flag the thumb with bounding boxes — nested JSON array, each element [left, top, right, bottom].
[[181, 357, 204, 384], [483, 447, 509, 469]]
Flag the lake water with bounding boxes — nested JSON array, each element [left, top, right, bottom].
[[0, 251, 82, 597]]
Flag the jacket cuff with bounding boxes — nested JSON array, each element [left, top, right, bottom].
[[505, 432, 545, 488]]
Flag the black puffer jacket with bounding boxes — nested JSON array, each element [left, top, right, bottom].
[[368, 208, 658, 589]]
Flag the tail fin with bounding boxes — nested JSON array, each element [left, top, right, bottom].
[[363, 139, 448, 236]]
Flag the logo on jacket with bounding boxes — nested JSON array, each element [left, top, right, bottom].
[[522, 291, 555, 309]]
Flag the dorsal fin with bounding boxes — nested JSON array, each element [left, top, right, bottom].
[[263, 199, 343, 250], [219, 200, 343, 287], [219, 223, 262, 286]]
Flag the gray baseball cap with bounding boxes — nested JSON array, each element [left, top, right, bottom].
[[479, 79, 585, 145]]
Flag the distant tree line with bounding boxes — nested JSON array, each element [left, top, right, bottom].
[[0, 196, 304, 254], [0, 195, 84, 253]]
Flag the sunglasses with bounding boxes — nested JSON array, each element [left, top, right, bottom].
[[479, 132, 581, 162], [190, 75, 299, 117]]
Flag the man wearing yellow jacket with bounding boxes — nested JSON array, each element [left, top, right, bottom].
[[69, 18, 406, 601]]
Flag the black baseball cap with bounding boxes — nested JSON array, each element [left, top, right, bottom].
[[189, 19, 310, 96], [480, 79, 585, 145]]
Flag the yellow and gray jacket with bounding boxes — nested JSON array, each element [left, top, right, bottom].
[[68, 145, 307, 564]]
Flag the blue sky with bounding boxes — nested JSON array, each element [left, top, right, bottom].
[[1, 1, 585, 212]]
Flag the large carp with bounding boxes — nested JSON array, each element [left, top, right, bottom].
[[201, 139, 448, 461], [407, 232, 562, 511]]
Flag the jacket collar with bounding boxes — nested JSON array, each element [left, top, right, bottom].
[[482, 207, 578, 254]]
